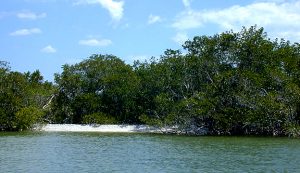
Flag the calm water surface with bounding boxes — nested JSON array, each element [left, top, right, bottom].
[[0, 132, 299, 172]]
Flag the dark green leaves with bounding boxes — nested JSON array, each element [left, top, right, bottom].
[[0, 62, 54, 131]]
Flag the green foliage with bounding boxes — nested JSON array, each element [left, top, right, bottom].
[[285, 125, 300, 137], [82, 112, 117, 124], [14, 106, 44, 131], [0, 62, 54, 131], [139, 114, 163, 127], [52, 54, 140, 124], [134, 26, 300, 136]]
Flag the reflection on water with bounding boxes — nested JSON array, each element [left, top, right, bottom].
[[0, 132, 299, 172]]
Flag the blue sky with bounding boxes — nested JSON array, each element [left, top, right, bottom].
[[1, 0, 300, 81]]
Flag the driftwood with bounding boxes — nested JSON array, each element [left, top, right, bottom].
[[42, 94, 55, 109]]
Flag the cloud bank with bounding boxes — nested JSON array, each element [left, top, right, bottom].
[[173, 0, 300, 42]]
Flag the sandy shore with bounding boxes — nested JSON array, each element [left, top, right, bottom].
[[38, 124, 171, 133]]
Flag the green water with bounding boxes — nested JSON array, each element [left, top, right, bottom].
[[0, 132, 299, 173]]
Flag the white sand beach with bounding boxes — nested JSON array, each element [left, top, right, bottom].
[[39, 124, 172, 133]]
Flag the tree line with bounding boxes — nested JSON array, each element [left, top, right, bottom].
[[1, 26, 300, 136]]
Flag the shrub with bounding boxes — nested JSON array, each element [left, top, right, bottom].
[[285, 125, 300, 137], [14, 106, 44, 131], [82, 112, 117, 124]]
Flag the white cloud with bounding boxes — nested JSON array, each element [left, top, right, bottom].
[[172, 10, 203, 30], [79, 38, 112, 46], [148, 14, 162, 24], [182, 0, 191, 8], [10, 28, 42, 36], [17, 12, 46, 20], [41, 45, 57, 53], [74, 0, 124, 21], [172, 32, 188, 45], [172, 1, 300, 42]]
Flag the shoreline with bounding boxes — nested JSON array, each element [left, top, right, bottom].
[[37, 124, 173, 133], [37, 124, 209, 135]]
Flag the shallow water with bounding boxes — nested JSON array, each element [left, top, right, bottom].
[[0, 132, 299, 172]]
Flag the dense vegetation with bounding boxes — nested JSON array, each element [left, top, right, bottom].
[[1, 26, 300, 136], [0, 61, 54, 131]]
